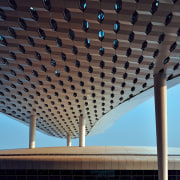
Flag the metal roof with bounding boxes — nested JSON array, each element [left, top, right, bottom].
[[0, 0, 180, 138], [0, 146, 180, 170]]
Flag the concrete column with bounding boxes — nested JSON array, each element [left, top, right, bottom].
[[29, 115, 36, 149], [154, 72, 168, 180], [67, 134, 71, 147], [79, 115, 85, 147]]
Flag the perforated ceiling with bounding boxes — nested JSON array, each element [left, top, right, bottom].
[[0, 0, 180, 138]]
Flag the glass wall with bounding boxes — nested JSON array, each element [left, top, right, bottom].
[[0, 170, 179, 180]]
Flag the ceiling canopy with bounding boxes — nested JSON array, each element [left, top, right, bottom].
[[0, 0, 180, 138]]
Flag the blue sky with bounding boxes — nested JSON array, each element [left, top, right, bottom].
[[0, 84, 180, 150]]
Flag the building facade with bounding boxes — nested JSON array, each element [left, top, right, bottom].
[[0, 0, 180, 179]]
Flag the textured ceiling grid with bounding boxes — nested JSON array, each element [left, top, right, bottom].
[[0, 0, 180, 138]]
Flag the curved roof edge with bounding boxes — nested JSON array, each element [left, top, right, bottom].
[[88, 76, 180, 136], [0, 146, 180, 170]]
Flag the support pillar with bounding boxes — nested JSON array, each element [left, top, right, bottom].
[[29, 115, 36, 149], [79, 115, 85, 147], [67, 134, 71, 147], [154, 72, 168, 180]]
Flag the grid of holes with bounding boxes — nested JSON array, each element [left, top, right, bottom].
[[0, 0, 180, 138]]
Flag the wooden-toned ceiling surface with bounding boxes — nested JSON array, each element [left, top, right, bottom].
[[0, 0, 180, 138]]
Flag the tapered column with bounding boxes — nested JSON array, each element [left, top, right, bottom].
[[29, 115, 36, 149], [67, 134, 71, 147], [154, 72, 168, 180], [79, 115, 85, 147]]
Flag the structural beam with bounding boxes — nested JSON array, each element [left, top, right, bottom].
[[29, 115, 36, 149], [154, 72, 168, 180], [67, 134, 71, 147], [79, 115, 85, 147]]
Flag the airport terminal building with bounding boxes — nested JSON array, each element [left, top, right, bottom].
[[0, 0, 180, 179]]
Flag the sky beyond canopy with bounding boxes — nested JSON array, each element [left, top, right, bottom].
[[0, 84, 180, 150]]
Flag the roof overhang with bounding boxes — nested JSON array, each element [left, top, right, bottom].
[[0, 0, 180, 138]]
